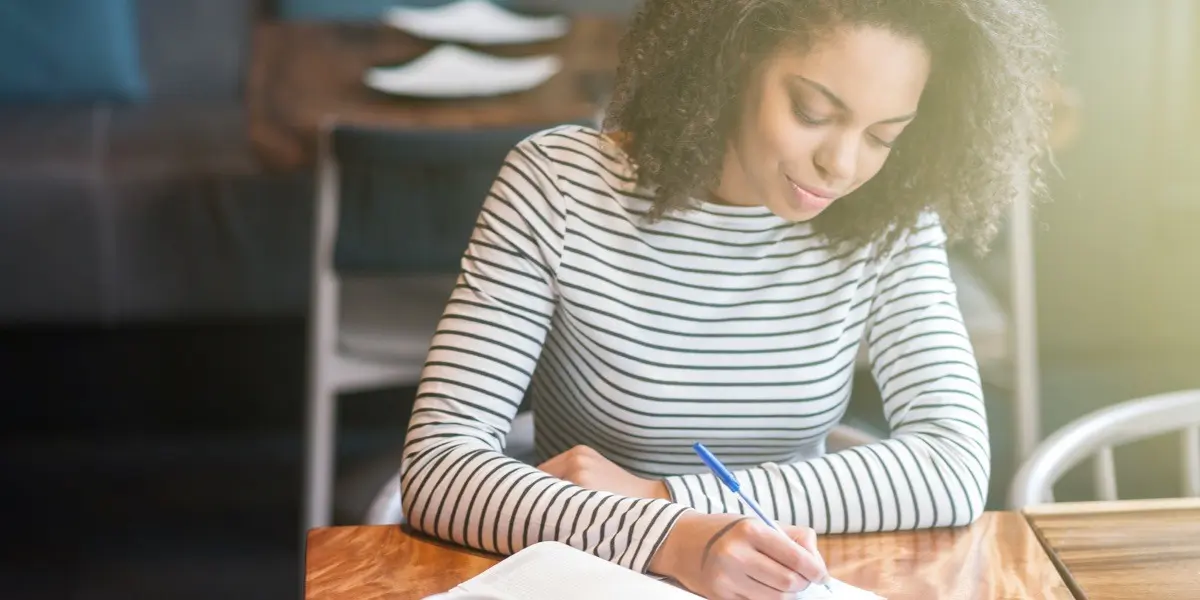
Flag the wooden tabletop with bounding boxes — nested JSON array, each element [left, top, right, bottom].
[[1025, 498, 1200, 600], [305, 512, 1071, 600], [246, 18, 623, 171]]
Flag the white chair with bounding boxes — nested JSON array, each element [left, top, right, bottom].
[[304, 121, 568, 530], [1009, 389, 1200, 509], [364, 418, 881, 525]]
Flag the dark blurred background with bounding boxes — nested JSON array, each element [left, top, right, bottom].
[[1, 1, 1196, 598]]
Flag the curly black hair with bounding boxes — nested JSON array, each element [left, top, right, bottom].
[[603, 0, 1061, 252]]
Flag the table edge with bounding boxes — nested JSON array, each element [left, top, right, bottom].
[[1022, 497, 1200, 517], [1021, 512, 1088, 600]]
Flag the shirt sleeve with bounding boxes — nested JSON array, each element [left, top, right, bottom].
[[400, 135, 689, 572], [660, 214, 990, 533]]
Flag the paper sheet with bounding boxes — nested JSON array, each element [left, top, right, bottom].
[[797, 578, 886, 600], [424, 542, 884, 600]]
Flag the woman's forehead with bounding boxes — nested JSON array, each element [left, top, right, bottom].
[[763, 26, 930, 116]]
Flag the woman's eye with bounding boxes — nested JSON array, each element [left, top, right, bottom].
[[869, 134, 896, 149], [794, 107, 830, 126]]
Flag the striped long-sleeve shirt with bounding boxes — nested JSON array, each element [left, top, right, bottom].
[[400, 125, 989, 574]]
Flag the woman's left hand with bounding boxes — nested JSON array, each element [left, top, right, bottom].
[[538, 445, 671, 500]]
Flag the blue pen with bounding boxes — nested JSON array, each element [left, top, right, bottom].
[[692, 442, 832, 594]]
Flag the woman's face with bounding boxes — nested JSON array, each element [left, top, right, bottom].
[[715, 25, 931, 221]]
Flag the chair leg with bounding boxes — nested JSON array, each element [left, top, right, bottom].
[[306, 133, 341, 531], [304, 382, 338, 530]]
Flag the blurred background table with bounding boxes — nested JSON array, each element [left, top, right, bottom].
[[246, 17, 622, 171], [1025, 498, 1200, 600], [305, 512, 1071, 600]]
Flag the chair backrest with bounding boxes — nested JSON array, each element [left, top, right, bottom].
[[1010, 389, 1200, 509], [323, 122, 586, 275]]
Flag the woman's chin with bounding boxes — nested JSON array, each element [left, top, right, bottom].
[[767, 200, 827, 223]]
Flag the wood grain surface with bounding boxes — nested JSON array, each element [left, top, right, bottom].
[[819, 512, 1072, 600], [306, 525, 499, 600], [247, 18, 622, 171], [305, 512, 1070, 600], [1025, 498, 1200, 600]]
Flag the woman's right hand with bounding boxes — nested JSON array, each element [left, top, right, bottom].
[[648, 512, 829, 600]]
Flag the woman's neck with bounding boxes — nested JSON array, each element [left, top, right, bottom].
[[602, 130, 760, 207], [711, 144, 763, 207]]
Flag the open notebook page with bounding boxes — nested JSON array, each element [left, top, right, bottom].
[[425, 542, 885, 600]]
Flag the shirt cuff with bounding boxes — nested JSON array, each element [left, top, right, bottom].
[[628, 500, 692, 574]]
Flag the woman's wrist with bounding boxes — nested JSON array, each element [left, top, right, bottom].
[[648, 511, 698, 577]]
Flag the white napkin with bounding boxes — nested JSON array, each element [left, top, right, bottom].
[[383, 0, 569, 45], [364, 44, 561, 98]]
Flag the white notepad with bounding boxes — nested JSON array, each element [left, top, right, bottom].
[[424, 542, 885, 600]]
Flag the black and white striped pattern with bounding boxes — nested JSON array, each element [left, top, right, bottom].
[[401, 125, 989, 573]]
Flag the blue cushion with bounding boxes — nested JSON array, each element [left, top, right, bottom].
[[280, 0, 511, 21], [0, 0, 147, 103]]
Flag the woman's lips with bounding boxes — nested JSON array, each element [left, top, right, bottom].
[[786, 176, 838, 212]]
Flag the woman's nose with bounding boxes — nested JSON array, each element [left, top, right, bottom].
[[812, 134, 858, 185]]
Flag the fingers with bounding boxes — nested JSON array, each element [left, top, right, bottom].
[[536, 453, 568, 478], [743, 573, 802, 600], [789, 525, 818, 554], [711, 572, 794, 600], [746, 522, 828, 585], [742, 551, 810, 595], [785, 525, 829, 575], [661, 514, 831, 600]]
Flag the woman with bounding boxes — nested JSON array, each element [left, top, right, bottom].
[[401, 0, 1058, 597]]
